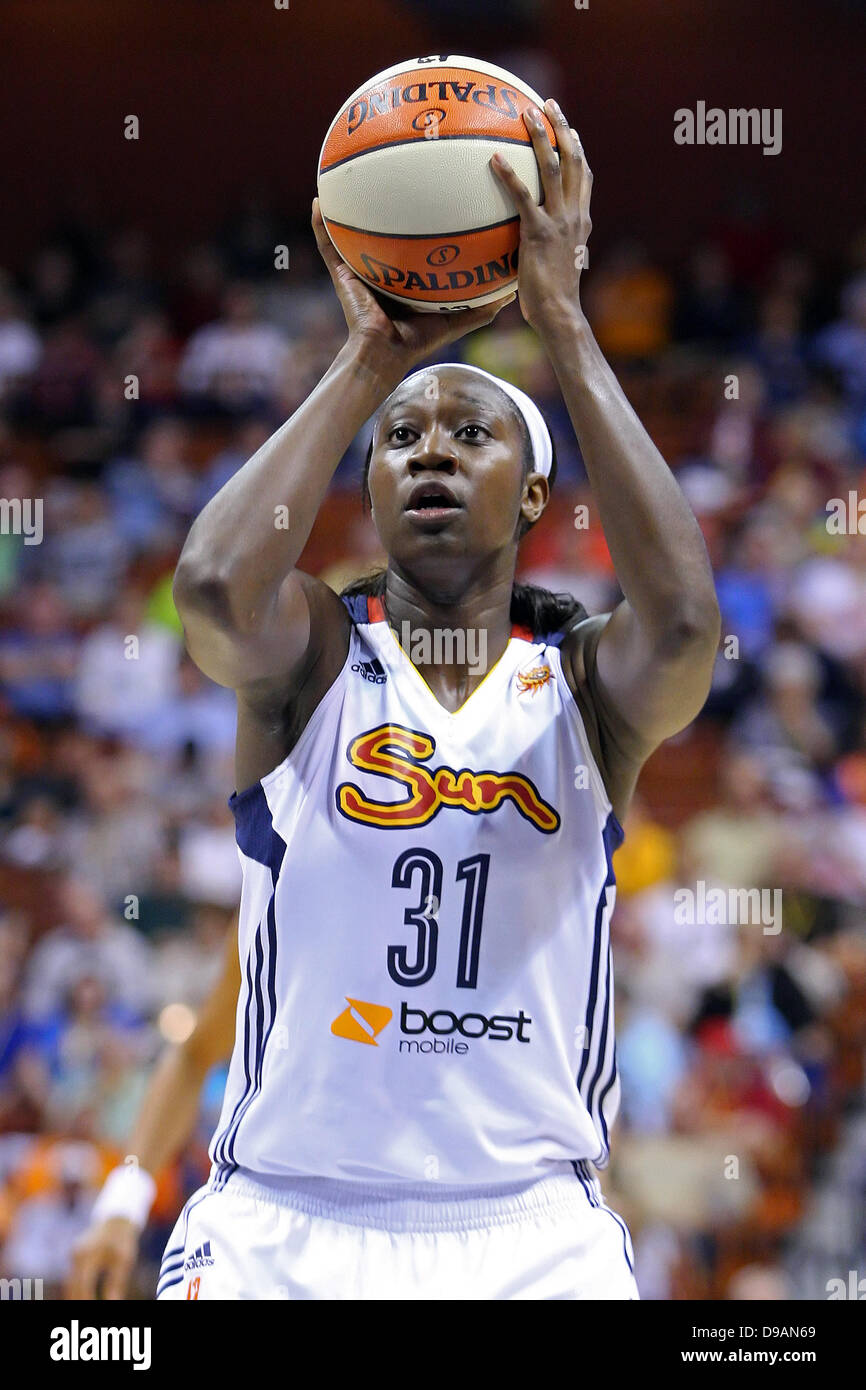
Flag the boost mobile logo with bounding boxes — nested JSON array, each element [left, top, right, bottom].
[[331, 996, 531, 1051], [331, 997, 393, 1045]]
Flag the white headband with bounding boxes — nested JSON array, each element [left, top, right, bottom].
[[396, 362, 554, 479]]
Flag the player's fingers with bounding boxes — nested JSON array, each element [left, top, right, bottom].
[[424, 291, 516, 349], [489, 152, 538, 221], [311, 198, 373, 319], [454, 291, 517, 331], [522, 104, 562, 212], [311, 198, 345, 278], [569, 127, 594, 223], [543, 99, 579, 204]]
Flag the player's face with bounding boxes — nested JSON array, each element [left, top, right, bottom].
[[368, 369, 538, 565]]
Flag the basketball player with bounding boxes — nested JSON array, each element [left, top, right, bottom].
[[67, 927, 239, 1300], [159, 99, 720, 1299]]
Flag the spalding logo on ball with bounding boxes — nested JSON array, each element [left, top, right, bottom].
[[317, 55, 560, 313]]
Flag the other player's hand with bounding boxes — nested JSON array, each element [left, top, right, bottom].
[[311, 197, 515, 378], [489, 99, 592, 333], [65, 1216, 139, 1300]]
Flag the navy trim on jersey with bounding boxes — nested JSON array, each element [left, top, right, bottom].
[[340, 592, 369, 625], [212, 785, 287, 1182], [576, 812, 620, 1163], [571, 1158, 598, 1207], [571, 1160, 634, 1274], [604, 1205, 635, 1274]]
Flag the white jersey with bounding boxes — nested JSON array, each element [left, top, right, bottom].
[[209, 592, 624, 1189]]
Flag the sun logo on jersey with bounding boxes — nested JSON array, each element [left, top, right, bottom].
[[516, 663, 552, 697], [336, 723, 560, 833]]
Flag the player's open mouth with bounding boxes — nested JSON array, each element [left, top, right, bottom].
[[404, 483, 464, 522]]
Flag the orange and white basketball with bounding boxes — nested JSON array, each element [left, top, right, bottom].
[[317, 54, 559, 313]]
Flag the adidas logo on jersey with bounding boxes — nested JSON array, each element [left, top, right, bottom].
[[183, 1241, 215, 1271], [351, 658, 387, 684]]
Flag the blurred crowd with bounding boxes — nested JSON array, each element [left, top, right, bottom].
[[1, 193, 865, 1299]]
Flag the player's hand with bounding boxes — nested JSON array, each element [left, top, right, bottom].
[[65, 1217, 139, 1300], [489, 99, 592, 334], [311, 197, 515, 378]]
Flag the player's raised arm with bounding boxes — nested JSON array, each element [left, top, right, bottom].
[[65, 927, 242, 1301], [491, 100, 720, 763], [172, 201, 515, 696]]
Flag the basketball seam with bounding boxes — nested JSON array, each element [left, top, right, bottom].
[[319, 131, 551, 176]]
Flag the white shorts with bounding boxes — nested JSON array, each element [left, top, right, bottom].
[[156, 1161, 638, 1301]]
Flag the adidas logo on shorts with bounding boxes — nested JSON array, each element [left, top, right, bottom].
[[351, 657, 387, 684], [183, 1241, 215, 1271]]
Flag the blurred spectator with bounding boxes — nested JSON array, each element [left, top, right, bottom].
[[584, 240, 673, 359], [39, 483, 127, 617], [1, 1140, 101, 1291], [60, 745, 165, 903], [673, 243, 743, 348], [178, 280, 290, 412], [134, 655, 235, 757], [731, 641, 838, 796], [0, 275, 41, 408], [681, 753, 785, 887], [177, 801, 242, 907], [193, 415, 272, 511], [104, 417, 197, 552], [813, 273, 866, 407], [111, 309, 181, 414], [72, 588, 181, 740], [744, 288, 810, 406], [27, 315, 102, 428], [168, 244, 227, 338], [0, 582, 78, 721], [26, 247, 83, 330], [21, 876, 153, 1022]]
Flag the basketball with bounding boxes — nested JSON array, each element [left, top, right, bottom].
[[316, 54, 560, 313]]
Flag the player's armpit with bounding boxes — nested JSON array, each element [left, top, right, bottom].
[[562, 612, 651, 822]]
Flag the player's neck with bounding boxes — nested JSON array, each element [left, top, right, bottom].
[[381, 576, 515, 707]]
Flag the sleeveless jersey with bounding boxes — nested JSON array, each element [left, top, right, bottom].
[[209, 592, 624, 1188]]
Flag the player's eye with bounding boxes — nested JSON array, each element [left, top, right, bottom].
[[457, 423, 491, 441], [387, 425, 417, 444]]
